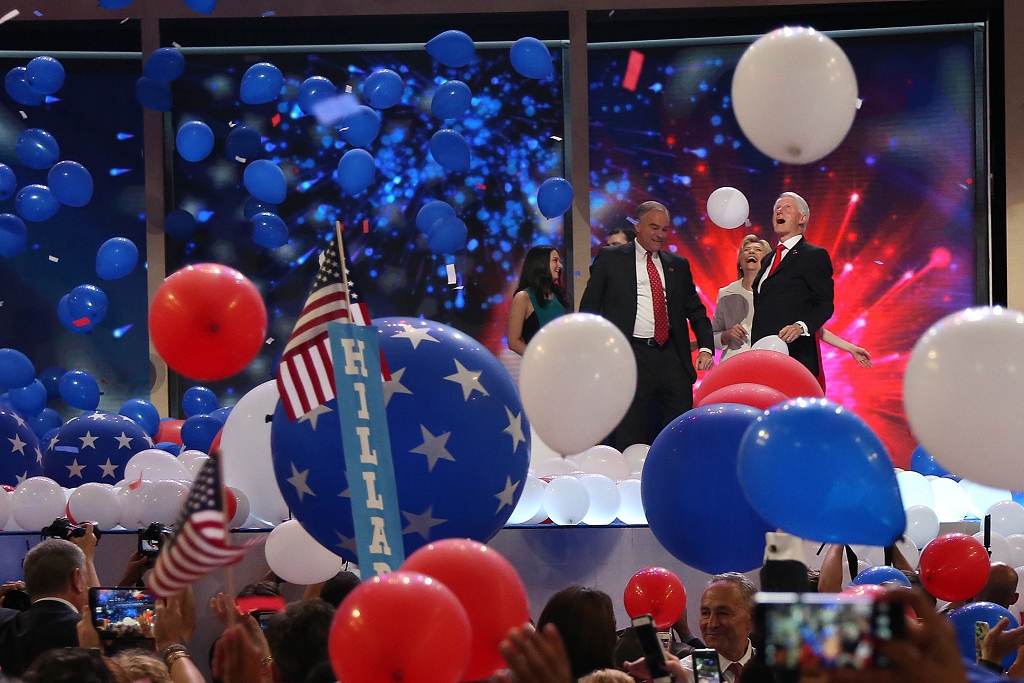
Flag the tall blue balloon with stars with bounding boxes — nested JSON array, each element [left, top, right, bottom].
[[270, 317, 530, 561], [0, 407, 44, 486], [42, 412, 153, 487]]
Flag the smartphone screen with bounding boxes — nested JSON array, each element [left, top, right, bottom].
[[89, 587, 157, 639], [632, 614, 672, 683], [975, 621, 991, 661], [692, 649, 722, 683]]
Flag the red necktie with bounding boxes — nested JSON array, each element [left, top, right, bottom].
[[767, 242, 786, 277], [646, 252, 669, 345], [726, 662, 744, 681]]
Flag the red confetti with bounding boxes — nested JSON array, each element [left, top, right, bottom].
[[72, 316, 91, 327], [475, 183, 486, 190], [363, 219, 369, 233], [271, 114, 281, 127], [622, 50, 644, 92]]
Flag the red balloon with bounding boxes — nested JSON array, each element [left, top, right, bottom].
[[695, 350, 824, 404], [695, 382, 789, 411], [330, 571, 471, 683], [402, 539, 530, 681], [223, 485, 237, 523], [918, 533, 991, 601], [623, 567, 687, 630], [155, 419, 184, 445], [838, 584, 887, 600], [209, 426, 224, 454], [149, 263, 267, 381]]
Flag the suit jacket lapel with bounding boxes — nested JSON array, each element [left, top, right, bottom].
[[766, 235, 805, 281], [659, 251, 675, 303]]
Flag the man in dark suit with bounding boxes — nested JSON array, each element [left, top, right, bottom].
[[580, 200, 715, 449], [752, 192, 835, 378]]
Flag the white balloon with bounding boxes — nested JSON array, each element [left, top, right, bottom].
[[533, 457, 576, 478], [184, 454, 210, 478], [622, 444, 649, 474], [751, 335, 789, 355], [842, 558, 873, 587], [67, 482, 121, 529], [0, 488, 9, 528], [896, 471, 935, 510], [930, 478, 971, 523], [732, 26, 858, 164], [542, 476, 590, 526], [507, 475, 545, 525], [851, 539, 919, 570], [959, 480, 1012, 520], [991, 502, 1024, 538], [124, 449, 193, 484], [974, 530, 1012, 566], [137, 480, 190, 526], [1006, 535, 1024, 568], [706, 187, 750, 229], [616, 478, 647, 524], [178, 449, 208, 468], [119, 483, 145, 529], [229, 487, 250, 528], [12, 477, 66, 530], [525, 506, 549, 524], [904, 307, 1024, 490], [220, 380, 289, 525], [578, 445, 631, 481], [897, 537, 921, 570], [529, 426, 560, 468], [520, 314, 637, 455], [904, 505, 940, 548], [579, 474, 622, 526], [265, 519, 345, 585]]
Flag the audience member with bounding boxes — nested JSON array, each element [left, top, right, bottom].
[[110, 649, 173, 683], [712, 234, 771, 360], [317, 569, 361, 608], [264, 599, 336, 683], [20, 647, 116, 683], [499, 622, 573, 683], [614, 610, 704, 668], [974, 562, 1019, 608], [579, 668, 635, 683], [606, 226, 636, 246], [537, 586, 617, 680], [508, 245, 569, 355]]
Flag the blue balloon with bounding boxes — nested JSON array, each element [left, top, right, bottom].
[[738, 398, 906, 546], [252, 212, 288, 249], [96, 237, 139, 280], [510, 37, 553, 79], [240, 62, 283, 105], [425, 30, 475, 68], [67, 284, 109, 325], [429, 129, 471, 172], [176, 121, 215, 162], [135, 76, 172, 111], [16, 129, 60, 170], [242, 197, 277, 221], [243, 159, 287, 204], [537, 177, 574, 219], [341, 106, 381, 148], [43, 412, 151, 486], [849, 564, 911, 587], [226, 125, 261, 162], [297, 76, 337, 116], [0, 214, 27, 258], [363, 69, 403, 109], [271, 317, 530, 561], [182, 386, 218, 417], [430, 80, 472, 120], [38, 367, 66, 399], [415, 200, 456, 234], [0, 407, 43, 485], [180, 414, 224, 453], [58, 294, 96, 334], [47, 161, 94, 207], [211, 406, 233, 423], [15, 185, 59, 222], [9, 379, 46, 417], [59, 370, 100, 411], [642, 404, 775, 573], [98, 0, 133, 7], [0, 163, 17, 200], [336, 149, 375, 195], [0, 348, 35, 389], [119, 398, 160, 437], [154, 441, 182, 456], [949, 602, 1019, 670], [910, 444, 957, 479], [26, 56, 64, 96], [183, 0, 216, 14], [427, 216, 468, 254], [27, 407, 62, 439], [165, 209, 197, 240], [5, 67, 44, 106], [144, 47, 185, 82]]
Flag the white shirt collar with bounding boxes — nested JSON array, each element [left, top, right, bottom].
[[33, 596, 80, 613], [718, 639, 754, 670], [634, 240, 659, 260], [778, 234, 803, 251]]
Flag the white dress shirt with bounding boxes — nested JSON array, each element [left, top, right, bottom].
[[680, 640, 753, 683]]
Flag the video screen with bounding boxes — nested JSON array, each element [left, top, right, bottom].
[[91, 587, 156, 639]]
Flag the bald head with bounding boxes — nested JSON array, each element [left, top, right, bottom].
[[975, 563, 1019, 608]]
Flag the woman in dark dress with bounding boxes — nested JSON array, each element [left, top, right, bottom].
[[507, 245, 570, 355]]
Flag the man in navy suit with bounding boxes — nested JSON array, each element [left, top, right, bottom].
[[580, 200, 715, 449], [752, 192, 835, 378]]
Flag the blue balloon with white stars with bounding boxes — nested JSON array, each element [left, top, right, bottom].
[[41, 412, 153, 487], [270, 317, 530, 562], [0, 407, 44, 486]]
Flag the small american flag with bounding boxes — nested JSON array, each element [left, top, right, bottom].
[[148, 452, 264, 599], [276, 227, 387, 421]]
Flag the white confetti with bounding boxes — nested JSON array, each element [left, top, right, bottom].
[[235, 156, 246, 163], [18, 111, 26, 119], [120, 16, 129, 24], [265, 337, 275, 345], [344, 85, 353, 93], [171, 41, 181, 48], [856, 98, 863, 110], [446, 263, 457, 285], [0, 9, 20, 24], [48, 255, 59, 262], [550, 135, 563, 141]]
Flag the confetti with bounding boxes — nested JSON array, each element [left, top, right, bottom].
[[550, 135, 563, 141], [228, 121, 236, 127], [48, 255, 58, 262], [72, 316, 90, 327], [18, 111, 26, 119], [271, 113, 281, 127], [875, 260, 884, 265], [112, 323, 134, 338], [609, 9, 615, 16], [172, 41, 181, 48], [0, 9, 20, 23], [345, 85, 353, 93], [362, 219, 369, 233], [265, 337, 275, 344], [235, 156, 246, 163], [475, 183, 486, 190], [446, 264, 457, 284], [622, 50, 645, 92], [262, 10, 275, 16], [856, 98, 864, 110], [32, 9, 40, 16]]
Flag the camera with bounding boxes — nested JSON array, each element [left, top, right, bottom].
[[137, 522, 172, 558], [40, 517, 102, 543]]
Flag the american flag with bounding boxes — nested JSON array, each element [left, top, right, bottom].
[[276, 229, 387, 421], [148, 452, 265, 598]]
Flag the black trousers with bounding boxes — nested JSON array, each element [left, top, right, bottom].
[[614, 337, 693, 450]]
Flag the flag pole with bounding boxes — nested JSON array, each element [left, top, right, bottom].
[[336, 220, 350, 298]]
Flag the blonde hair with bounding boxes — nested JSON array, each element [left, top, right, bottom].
[[110, 651, 172, 683], [580, 669, 636, 683], [736, 234, 771, 278]]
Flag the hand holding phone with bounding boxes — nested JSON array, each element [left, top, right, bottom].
[[632, 614, 673, 683], [89, 587, 157, 639], [691, 648, 722, 683]]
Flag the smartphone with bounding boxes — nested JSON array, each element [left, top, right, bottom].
[[756, 592, 905, 682], [975, 621, 991, 661], [89, 587, 157, 639], [632, 614, 672, 683], [691, 648, 722, 683]]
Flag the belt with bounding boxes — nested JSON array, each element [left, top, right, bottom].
[[632, 336, 667, 347]]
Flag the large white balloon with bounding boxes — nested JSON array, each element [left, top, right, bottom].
[[529, 426, 561, 468], [751, 335, 789, 355], [578, 445, 631, 481], [1006, 535, 1024, 568], [896, 470, 935, 510], [904, 307, 1024, 490], [706, 187, 750, 229], [520, 314, 636, 455], [616, 478, 647, 524], [12, 477, 67, 530], [974, 530, 1012, 566], [137, 480, 190, 526], [118, 483, 145, 529], [0, 487, 9, 529], [533, 457, 576, 478], [990, 501, 1024, 538], [265, 519, 345, 585], [67, 482, 121, 529], [731, 26, 859, 164], [507, 475, 545, 525], [220, 380, 289, 525], [542, 476, 590, 526], [930, 478, 970, 523], [579, 474, 622, 526], [178, 450, 211, 478], [904, 504, 940, 548], [959, 480, 1012, 520], [124, 449, 193, 484], [622, 443, 649, 474]]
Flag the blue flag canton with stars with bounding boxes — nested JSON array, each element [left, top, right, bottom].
[[270, 316, 530, 562], [0, 408, 44, 487], [42, 412, 154, 487]]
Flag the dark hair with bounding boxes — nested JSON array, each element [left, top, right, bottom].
[[319, 570, 361, 608], [537, 586, 616, 680], [608, 226, 635, 243], [22, 648, 116, 683], [22, 538, 85, 599], [266, 599, 336, 683], [515, 245, 568, 310], [237, 580, 282, 598]]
